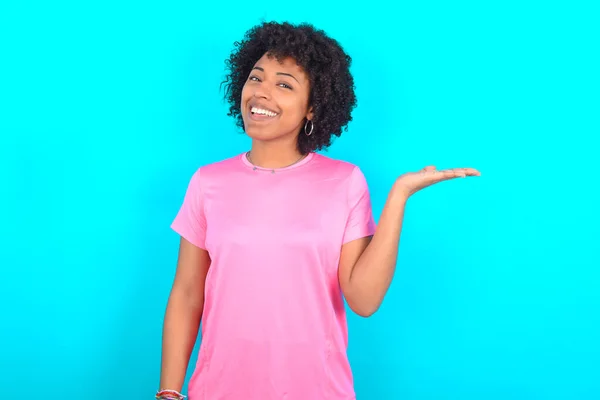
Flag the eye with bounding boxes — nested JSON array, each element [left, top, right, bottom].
[[248, 75, 260, 82], [278, 82, 293, 90]]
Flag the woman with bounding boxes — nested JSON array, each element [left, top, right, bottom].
[[157, 21, 480, 400]]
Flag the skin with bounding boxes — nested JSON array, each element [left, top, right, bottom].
[[339, 166, 480, 317], [159, 52, 481, 391], [159, 238, 209, 392], [240, 53, 314, 167]]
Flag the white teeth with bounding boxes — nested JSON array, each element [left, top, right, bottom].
[[251, 106, 278, 117]]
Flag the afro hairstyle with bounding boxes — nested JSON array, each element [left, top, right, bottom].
[[221, 21, 357, 154]]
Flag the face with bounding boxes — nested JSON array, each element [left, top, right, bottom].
[[241, 53, 313, 142]]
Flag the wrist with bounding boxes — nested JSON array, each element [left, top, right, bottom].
[[156, 389, 186, 400], [389, 183, 410, 205]]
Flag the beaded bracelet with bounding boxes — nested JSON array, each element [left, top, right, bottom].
[[156, 389, 186, 400]]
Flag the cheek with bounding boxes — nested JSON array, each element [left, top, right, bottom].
[[241, 83, 253, 104], [240, 84, 248, 101], [281, 97, 307, 119]]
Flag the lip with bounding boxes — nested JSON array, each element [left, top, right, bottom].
[[247, 102, 280, 122], [248, 101, 279, 114], [248, 109, 279, 122]]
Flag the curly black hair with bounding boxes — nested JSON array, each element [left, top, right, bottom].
[[221, 21, 357, 155]]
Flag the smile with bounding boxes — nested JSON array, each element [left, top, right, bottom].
[[249, 105, 279, 121]]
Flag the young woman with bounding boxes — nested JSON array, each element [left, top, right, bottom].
[[158, 21, 480, 400]]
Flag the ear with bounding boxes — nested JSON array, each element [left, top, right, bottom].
[[306, 105, 314, 121]]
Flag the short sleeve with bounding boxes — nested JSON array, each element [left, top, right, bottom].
[[342, 167, 377, 244], [171, 169, 207, 249]]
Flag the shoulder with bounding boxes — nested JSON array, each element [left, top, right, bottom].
[[310, 154, 372, 209], [190, 153, 244, 179], [181, 153, 244, 195], [312, 153, 360, 174], [311, 153, 366, 182]]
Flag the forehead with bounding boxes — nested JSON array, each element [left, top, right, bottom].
[[254, 53, 308, 79]]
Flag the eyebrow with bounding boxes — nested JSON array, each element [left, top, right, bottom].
[[252, 66, 300, 84]]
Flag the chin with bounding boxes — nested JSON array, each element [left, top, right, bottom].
[[243, 126, 278, 141]]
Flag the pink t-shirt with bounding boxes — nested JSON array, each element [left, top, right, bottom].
[[171, 151, 376, 400]]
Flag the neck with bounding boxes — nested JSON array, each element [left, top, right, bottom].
[[248, 139, 305, 169]]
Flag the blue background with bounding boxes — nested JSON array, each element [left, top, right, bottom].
[[1, 1, 598, 399]]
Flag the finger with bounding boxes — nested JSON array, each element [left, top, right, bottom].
[[451, 168, 480, 177], [419, 166, 436, 174], [463, 168, 481, 176], [439, 168, 467, 179], [439, 168, 480, 178]]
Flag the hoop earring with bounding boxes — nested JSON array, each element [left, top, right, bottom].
[[304, 119, 314, 136]]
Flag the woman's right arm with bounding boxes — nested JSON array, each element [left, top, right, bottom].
[[159, 237, 211, 392]]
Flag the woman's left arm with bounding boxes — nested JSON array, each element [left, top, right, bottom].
[[339, 166, 480, 317]]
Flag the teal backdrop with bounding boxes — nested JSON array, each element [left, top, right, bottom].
[[1, 1, 598, 399]]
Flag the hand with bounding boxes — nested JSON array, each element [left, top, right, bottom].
[[393, 166, 481, 199]]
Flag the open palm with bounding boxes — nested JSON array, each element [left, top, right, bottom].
[[394, 166, 481, 197]]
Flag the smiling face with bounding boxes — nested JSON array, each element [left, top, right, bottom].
[[241, 53, 313, 143]]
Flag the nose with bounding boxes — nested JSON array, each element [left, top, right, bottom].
[[252, 83, 271, 100]]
